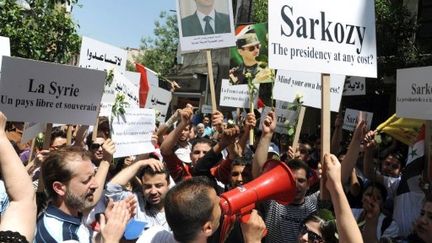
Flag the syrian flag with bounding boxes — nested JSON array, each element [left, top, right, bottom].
[[393, 124, 425, 237], [135, 63, 159, 108]]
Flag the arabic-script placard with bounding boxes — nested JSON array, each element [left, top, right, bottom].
[[111, 108, 156, 158], [343, 76, 366, 96], [219, 79, 258, 108], [99, 71, 139, 118], [125, 71, 141, 87], [268, 0, 377, 78], [176, 0, 236, 52], [79, 36, 127, 73], [0, 56, 105, 125], [342, 108, 373, 131], [145, 86, 172, 124], [396, 66, 432, 120], [273, 70, 345, 112]]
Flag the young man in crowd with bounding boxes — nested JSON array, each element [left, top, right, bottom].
[[106, 158, 171, 234]]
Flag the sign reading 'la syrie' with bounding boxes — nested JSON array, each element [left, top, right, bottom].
[[269, 0, 377, 78]]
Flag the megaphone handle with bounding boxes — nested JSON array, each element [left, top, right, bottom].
[[240, 213, 268, 237]]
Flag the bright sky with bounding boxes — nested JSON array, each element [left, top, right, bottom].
[[72, 0, 176, 49]]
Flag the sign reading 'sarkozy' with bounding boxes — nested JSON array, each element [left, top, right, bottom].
[[0, 56, 106, 125], [269, 0, 377, 78], [397, 66, 432, 120]]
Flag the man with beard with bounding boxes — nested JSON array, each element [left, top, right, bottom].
[[106, 158, 171, 234], [35, 144, 114, 242]]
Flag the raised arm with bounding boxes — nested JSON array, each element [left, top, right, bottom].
[[110, 159, 164, 187], [252, 111, 276, 178], [160, 107, 192, 157], [330, 113, 343, 154], [238, 112, 256, 154], [341, 120, 366, 183], [363, 131, 384, 184], [324, 153, 363, 243], [0, 112, 36, 242], [84, 138, 116, 213]]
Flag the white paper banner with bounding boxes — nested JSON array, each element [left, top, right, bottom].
[[342, 108, 373, 132], [0, 36, 11, 76], [396, 66, 432, 120], [176, 0, 236, 52], [145, 86, 172, 124], [268, 0, 377, 78], [21, 122, 46, 144], [343, 76, 366, 96], [125, 71, 141, 87], [111, 108, 156, 158], [273, 70, 345, 112], [0, 56, 105, 125], [219, 79, 258, 108], [79, 36, 127, 73]]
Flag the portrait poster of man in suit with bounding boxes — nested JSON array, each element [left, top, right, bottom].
[[177, 0, 236, 52], [229, 23, 275, 106]]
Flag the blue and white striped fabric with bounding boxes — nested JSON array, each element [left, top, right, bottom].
[[34, 204, 92, 243]]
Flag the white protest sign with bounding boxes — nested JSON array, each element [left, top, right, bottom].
[[79, 36, 127, 73], [273, 70, 345, 112], [125, 71, 141, 87], [201, 104, 212, 114], [343, 76, 366, 96], [396, 66, 432, 120], [176, 0, 236, 52], [21, 122, 46, 144], [0, 36, 10, 75], [0, 56, 105, 125], [260, 106, 298, 135], [342, 108, 373, 132], [111, 108, 156, 158], [145, 86, 172, 123], [268, 0, 377, 78], [145, 67, 159, 87], [220, 79, 258, 108]]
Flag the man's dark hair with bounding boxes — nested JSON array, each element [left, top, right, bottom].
[[286, 159, 311, 178], [191, 137, 214, 151], [41, 146, 92, 200], [165, 176, 215, 243], [137, 164, 170, 185], [50, 127, 67, 146]]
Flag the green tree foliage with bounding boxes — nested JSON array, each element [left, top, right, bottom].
[[0, 0, 80, 64], [251, 0, 267, 23], [134, 11, 178, 76]]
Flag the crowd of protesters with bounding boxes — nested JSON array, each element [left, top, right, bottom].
[[0, 103, 430, 243]]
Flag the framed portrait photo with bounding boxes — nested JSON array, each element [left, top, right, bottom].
[[177, 0, 236, 52]]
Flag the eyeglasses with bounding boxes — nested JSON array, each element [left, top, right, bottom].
[[299, 224, 324, 243], [90, 143, 103, 150], [244, 44, 260, 52], [384, 162, 400, 170]]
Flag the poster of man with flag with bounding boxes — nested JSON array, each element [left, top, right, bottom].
[[229, 23, 274, 107]]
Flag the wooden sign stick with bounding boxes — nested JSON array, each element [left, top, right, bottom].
[[66, 125, 73, 145], [206, 50, 217, 113], [320, 73, 331, 201], [42, 123, 53, 150], [292, 106, 306, 149]]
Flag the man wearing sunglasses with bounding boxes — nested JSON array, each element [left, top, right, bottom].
[[229, 30, 274, 106]]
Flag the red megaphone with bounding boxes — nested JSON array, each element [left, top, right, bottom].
[[219, 159, 296, 242]]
